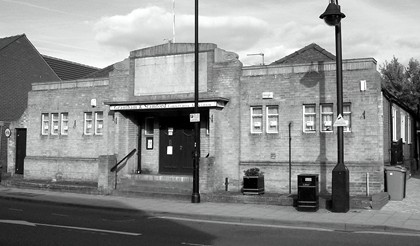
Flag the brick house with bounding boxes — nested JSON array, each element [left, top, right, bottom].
[[0, 34, 99, 176], [7, 42, 419, 197]]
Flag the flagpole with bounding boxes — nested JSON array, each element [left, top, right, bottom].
[[172, 0, 176, 43]]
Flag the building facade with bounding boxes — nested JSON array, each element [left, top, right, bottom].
[[0, 34, 99, 176], [5, 43, 419, 196]]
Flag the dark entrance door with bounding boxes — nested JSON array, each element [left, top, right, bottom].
[[15, 128, 27, 175], [159, 116, 194, 174]]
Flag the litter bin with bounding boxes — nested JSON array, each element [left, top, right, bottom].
[[385, 166, 407, 201], [297, 174, 319, 211]]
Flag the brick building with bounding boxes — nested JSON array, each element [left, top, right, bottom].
[[6, 42, 419, 197], [0, 34, 99, 177]]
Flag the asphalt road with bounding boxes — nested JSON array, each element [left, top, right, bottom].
[[0, 199, 419, 246]]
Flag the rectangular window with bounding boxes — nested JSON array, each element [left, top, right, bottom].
[[401, 112, 406, 143], [266, 106, 279, 133], [392, 107, 397, 142], [84, 112, 94, 135], [343, 103, 352, 132], [407, 115, 412, 144], [60, 113, 69, 135], [303, 104, 316, 133], [95, 112, 104, 135], [145, 117, 154, 135], [41, 113, 50, 135], [251, 106, 263, 133], [320, 104, 333, 132], [51, 113, 59, 135]]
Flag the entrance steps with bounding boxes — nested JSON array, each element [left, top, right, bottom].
[[112, 174, 193, 201]]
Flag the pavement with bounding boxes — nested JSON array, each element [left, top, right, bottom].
[[1, 175, 420, 235]]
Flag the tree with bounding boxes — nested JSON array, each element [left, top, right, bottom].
[[380, 57, 420, 114]]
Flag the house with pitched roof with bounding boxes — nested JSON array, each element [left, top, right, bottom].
[[0, 34, 100, 175]]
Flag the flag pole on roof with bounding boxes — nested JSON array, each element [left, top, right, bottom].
[[172, 0, 176, 43]]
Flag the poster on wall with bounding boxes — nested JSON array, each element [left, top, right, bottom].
[[146, 137, 153, 150]]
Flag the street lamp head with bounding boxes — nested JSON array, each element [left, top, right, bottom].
[[320, 0, 345, 26]]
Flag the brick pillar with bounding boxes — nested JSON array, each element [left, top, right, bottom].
[[97, 155, 117, 194]]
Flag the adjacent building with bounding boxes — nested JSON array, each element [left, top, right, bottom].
[[4, 42, 419, 197], [0, 34, 99, 176]]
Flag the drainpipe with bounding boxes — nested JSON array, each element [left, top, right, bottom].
[[289, 122, 292, 194]]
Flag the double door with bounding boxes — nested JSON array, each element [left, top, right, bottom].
[[159, 117, 194, 174]]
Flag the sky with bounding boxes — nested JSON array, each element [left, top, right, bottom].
[[1, 0, 420, 69]]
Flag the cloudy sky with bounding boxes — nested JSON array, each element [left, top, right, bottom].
[[1, 0, 419, 68]]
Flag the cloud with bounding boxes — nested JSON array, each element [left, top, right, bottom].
[[94, 6, 269, 52]]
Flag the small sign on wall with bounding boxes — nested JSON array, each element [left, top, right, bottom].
[[167, 146, 173, 155], [262, 92, 274, 99], [146, 137, 153, 150], [190, 113, 200, 122]]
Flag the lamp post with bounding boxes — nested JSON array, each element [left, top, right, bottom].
[[191, 0, 201, 203], [320, 0, 349, 213]]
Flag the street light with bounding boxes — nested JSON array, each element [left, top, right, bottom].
[[320, 0, 349, 213], [191, 0, 200, 203]]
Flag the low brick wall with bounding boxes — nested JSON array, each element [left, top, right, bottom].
[[24, 156, 98, 182]]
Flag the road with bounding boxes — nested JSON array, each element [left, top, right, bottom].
[[0, 199, 419, 246]]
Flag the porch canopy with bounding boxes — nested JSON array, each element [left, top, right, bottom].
[[105, 97, 229, 111]]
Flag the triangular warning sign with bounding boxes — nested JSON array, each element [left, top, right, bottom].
[[333, 114, 348, 127]]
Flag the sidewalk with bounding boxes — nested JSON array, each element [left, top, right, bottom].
[[1, 176, 420, 235]]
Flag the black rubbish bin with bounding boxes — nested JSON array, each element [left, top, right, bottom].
[[297, 174, 319, 211], [385, 166, 407, 201]]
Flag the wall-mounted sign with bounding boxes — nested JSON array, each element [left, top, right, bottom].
[[109, 101, 224, 111], [262, 92, 274, 99], [4, 128, 11, 138], [190, 113, 200, 122], [146, 137, 153, 150]]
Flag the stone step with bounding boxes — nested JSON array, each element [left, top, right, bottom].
[[114, 174, 194, 201], [120, 174, 193, 183]]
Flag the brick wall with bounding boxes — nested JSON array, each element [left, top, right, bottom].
[[239, 59, 385, 195]]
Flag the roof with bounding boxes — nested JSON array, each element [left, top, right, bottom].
[[42, 55, 100, 80], [82, 64, 115, 79], [0, 34, 24, 51], [0, 34, 61, 121], [0, 34, 102, 121], [270, 43, 335, 65]]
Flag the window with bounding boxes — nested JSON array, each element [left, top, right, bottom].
[[84, 112, 94, 135], [251, 106, 263, 133], [50, 113, 59, 135], [303, 105, 316, 132], [343, 103, 352, 132], [392, 107, 397, 142], [145, 117, 154, 135], [95, 112, 104, 135], [41, 113, 50, 135], [266, 106, 279, 133], [61, 113, 69, 135], [401, 112, 406, 143], [407, 115, 412, 144], [320, 104, 333, 132]]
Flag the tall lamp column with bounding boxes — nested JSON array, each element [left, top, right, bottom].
[[191, 0, 201, 203], [320, 0, 349, 213]]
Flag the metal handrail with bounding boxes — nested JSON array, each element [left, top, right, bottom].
[[110, 148, 136, 172], [110, 148, 137, 189]]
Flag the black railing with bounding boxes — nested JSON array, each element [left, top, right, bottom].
[[110, 148, 137, 189]]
